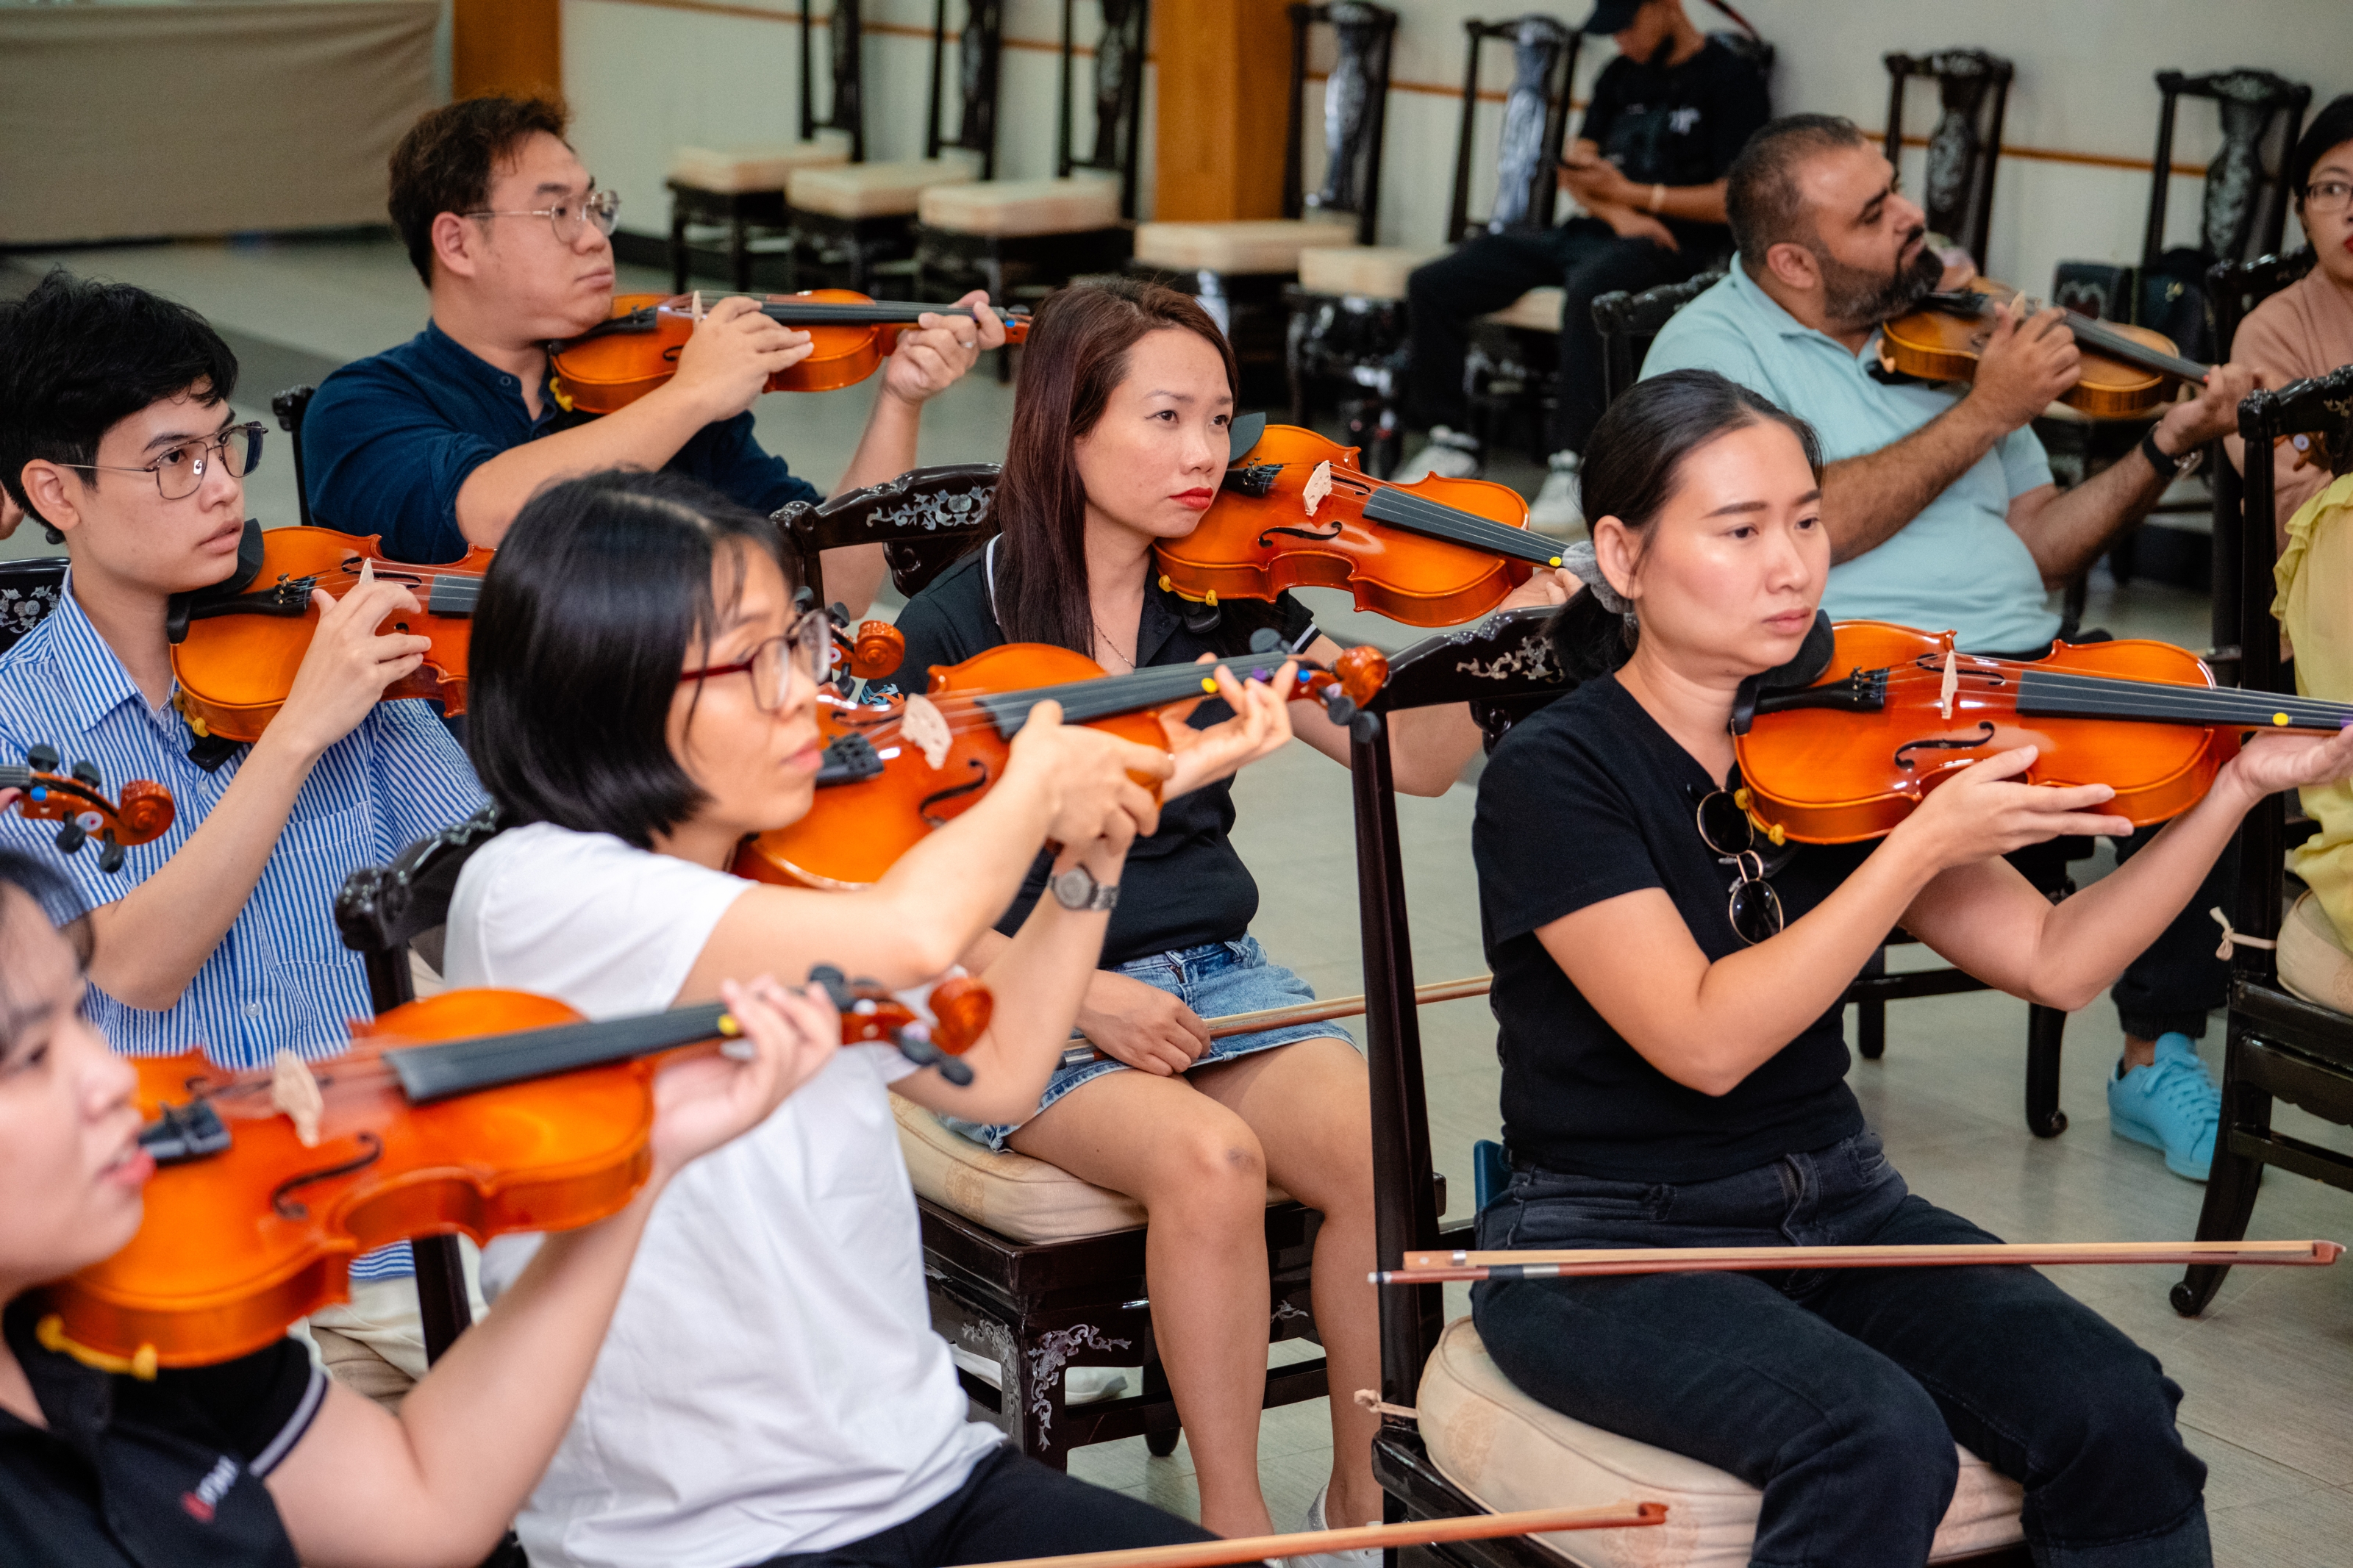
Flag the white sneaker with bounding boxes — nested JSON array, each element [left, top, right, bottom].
[[947, 1345, 1131, 1405], [1392, 426, 1481, 483], [1285, 1482, 1379, 1568], [1529, 451, 1586, 540]]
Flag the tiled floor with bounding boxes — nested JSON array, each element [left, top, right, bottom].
[[9, 238, 2349, 1565]]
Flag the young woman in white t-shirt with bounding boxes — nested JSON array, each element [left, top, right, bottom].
[[443, 470, 1299, 1568]]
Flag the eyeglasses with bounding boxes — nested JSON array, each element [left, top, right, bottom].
[[54, 422, 265, 501], [676, 612, 832, 711], [463, 187, 621, 246], [1696, 790, 1785, 946], [2301, 180, 2352, 216]]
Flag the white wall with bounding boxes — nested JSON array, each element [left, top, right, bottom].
[[565, 0, 2351, 295]]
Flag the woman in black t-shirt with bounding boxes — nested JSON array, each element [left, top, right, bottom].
[[893, 278, 1569, 1544], [0, 847, 832, 1568], [1471, 369, 2353, 1566]]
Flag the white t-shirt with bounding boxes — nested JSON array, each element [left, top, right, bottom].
[[446, 823, 1002, 1568]]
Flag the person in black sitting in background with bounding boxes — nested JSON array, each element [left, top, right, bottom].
[[1394, 0, 1769, 534], [1470, 369, 2353, 1566]]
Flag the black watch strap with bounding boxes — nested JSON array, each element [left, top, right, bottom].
[[2140, 427, 2202, 481]]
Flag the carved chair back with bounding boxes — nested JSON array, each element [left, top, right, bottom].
[[2204, 248, 2318, 679], [1282, 1, 1399, 246], [801, 0, 867, 161], [1444, 16, 1579, 243], [1057, 0, 1152, 220], [274, 384, 318, 529], [776, 465, 1001, 611], [926, 0, 1008, 178], [0, 557, 68, 657], [1592, 269, 1724, 408], [1882, 49, 2015, 269], [2146, 69, 2311, 273]]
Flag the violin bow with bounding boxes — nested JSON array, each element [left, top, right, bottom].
[[1059, 975, 1491, 1069], [1374, 1238, 2344, 1285], [965, 1503, 1668, 1568]]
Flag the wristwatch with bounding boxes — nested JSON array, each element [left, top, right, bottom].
[[2140, 426, 2204, 482], [1047, 863, 1121, 912]]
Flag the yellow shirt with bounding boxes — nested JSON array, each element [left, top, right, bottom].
[[2272, 470, 2353, 942]]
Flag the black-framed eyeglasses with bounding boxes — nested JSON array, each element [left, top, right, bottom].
[[676, 611, 832, 711], [54, 422, 264, 502], [1696, 789, 1785, 946], [463, 187, 622, 245], [2300, 179, 2352, 216]]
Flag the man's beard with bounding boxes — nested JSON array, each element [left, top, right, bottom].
[[1815, 231, 1945, 332]]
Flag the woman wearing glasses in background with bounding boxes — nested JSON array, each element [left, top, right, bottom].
[[1467, 369, 2353, 1567]]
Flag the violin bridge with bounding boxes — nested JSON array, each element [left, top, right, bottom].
[[901, 694, 951, 771], [270, 1048, 325, 1148], [1303, 461, 1334, 519], [1939, 648, 1958, 721]]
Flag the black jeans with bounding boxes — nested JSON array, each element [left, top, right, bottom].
[[1404, 217, 1708, 456], [751, 1446, 1232, 1567], [2108, 823, 2237, 1040], [1472, 1133, 2210, 1568]]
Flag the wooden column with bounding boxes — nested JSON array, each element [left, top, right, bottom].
[[1150, 0, 1292, 221], [454, 0, 562, 101]]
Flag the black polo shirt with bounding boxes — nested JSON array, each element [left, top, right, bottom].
[[891, 543, 1317, 964], [1578, 37, 1771, 252], [0, 1297, 325, 1567], [1472, 675, 1870, 1183]]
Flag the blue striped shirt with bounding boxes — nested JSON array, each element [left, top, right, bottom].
[[0, 581, 487, 1280]]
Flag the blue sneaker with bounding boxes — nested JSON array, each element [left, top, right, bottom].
[[2107, 1033, 2220, 1181]]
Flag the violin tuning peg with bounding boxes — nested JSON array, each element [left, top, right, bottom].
[[806, 964, 849, 1005], [1324, 688, 1359, 726], [828, 600, 851, 629], [71, 759, 101, 788], [53, 820, 85, 853], [1249, 628, 1282, 655], [26, 743, 59, 770], [792, 587, 818, 615], [938, 1056, 975, 1087], [96, 837, 125, 875]]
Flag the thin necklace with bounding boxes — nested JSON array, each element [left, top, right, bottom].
[[1091, 625, 1135, 672]]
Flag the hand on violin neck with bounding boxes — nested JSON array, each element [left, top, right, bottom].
[[668, 294, 814, 422], [1160, 656, 1299, 799], [1885, 745, 2133, 876], [1965, 301, 2079, 432], [878, 290, 1002, 409], [1005, 704, 1169, 847], [644, 975, 840, 1184], [1499, 566, 1578, 614], [264, 575, 430, 762], [2158, 362, 2262, 454], [2221, 720, 2353, 805]]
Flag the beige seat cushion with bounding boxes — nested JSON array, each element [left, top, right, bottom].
[[1482, 286, 1565, 333], [1132, 217, 1361, 276], [1297, 244, 1446, 301], [669, 135, 851, 193], [2278, 889, 2353, 1013], [788, 151, 985, 219], [893, 1095, 1291, 1244], [1417, 1317, 2025, 1566], [920, 173, 1121, 237]]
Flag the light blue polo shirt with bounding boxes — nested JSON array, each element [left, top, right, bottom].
[[1641, 266, 2060, 653]]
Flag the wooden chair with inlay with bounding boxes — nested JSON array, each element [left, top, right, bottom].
[[1349, 607, 2034, 1567], [666, 0, 863, 293], [788, 0, 1003, 293], [1129, 1, 1396, 405], [1282, 14, 1580, 477], [2201, 247, 2316, 689]]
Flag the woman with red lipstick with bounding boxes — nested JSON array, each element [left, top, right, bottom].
[[891, 278, 1574, 1551], [0, 843, 843, 1568], [1468, 369, 2353, 1565]]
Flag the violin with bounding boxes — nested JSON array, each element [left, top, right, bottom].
[[4, 744, 176, 873], [40, 967, 990, 1374], [1879, 279, 2210, 419], [550, 290, 1035, 414], [168, 523, 488, 742], [735, 637, 1390, 889], [1157, 420, 1568, 628], [1730, 620, 2353, 845]]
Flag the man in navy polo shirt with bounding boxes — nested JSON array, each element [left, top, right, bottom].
[[302, 96, 1002, 617], [1645, 113, 2263, 1184]]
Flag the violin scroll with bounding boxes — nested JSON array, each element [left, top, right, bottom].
[[4, 744, 178, 873], [806, 964, 987, 1086]]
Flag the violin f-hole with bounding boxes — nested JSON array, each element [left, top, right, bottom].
[[1257, 521, 1345, 548], [918, 760, 990, 827], [1893, 723, 1996, 772], [268, 1132, 383, 1220]]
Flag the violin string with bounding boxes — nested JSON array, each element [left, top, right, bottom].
[[1845, 663, 2353, 726], [850, 654, 1332, 742]]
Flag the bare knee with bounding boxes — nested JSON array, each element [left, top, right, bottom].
[[1144, 1120, 1267, 1222]]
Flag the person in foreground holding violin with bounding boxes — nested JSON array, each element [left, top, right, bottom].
[[1645, 114, 2265, 1180], [301, 95, 1000, 615], [0, 272, 487, 1396], [892, 279, 1572, 1550], [446, 468, 1281, 1567], [0, 843, 841, 1567], [2224, 94, 2353, 534], [1472, 369, 2353, 1567]]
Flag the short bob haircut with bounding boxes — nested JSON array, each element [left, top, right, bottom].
[[467, 469, 800, 849], [0, 848, 93, 1062]]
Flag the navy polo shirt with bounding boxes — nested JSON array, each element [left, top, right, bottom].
[[0, 1297, 326, 1567], [301, 321, 821, 564]]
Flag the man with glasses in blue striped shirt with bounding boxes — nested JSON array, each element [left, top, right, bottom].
[[0, 271, 486, 1390]]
